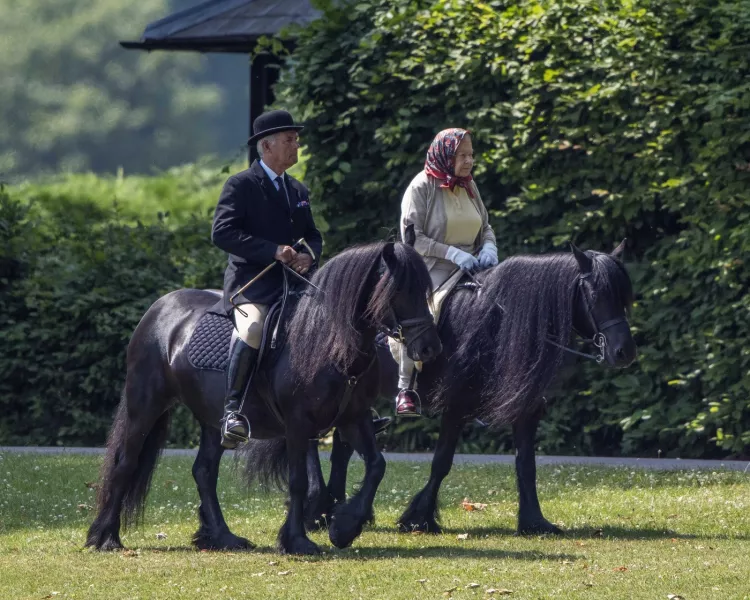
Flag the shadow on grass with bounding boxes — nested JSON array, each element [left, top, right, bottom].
[[112, 544, 582, 562], [365, 523, 750, 542]]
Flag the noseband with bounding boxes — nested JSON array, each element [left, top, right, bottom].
[[381, 310, 435, 346]]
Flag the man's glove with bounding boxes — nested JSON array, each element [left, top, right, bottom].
[[446, 246, 479, 272]]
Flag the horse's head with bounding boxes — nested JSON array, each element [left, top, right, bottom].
[[375, 242, 442, 363], [570, 241, 637, 368]]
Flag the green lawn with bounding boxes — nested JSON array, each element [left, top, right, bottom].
[[1, 453, 748, 599]]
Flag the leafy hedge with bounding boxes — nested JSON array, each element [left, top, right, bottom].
[[274, 0, 750, 457], [0, 173, 225, 447]]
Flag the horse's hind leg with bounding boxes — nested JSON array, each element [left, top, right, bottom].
[[328, 417, 385, 549], [86, 382, 170, 551], [192, 423, 255, 550], [397, 409, 464, 534], [514, 414, 562, 535]]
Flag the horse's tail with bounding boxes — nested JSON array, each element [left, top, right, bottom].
[[96, 395, 172, 529], [239, 439, 288, 491]]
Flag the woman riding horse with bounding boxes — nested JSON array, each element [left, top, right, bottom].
[[299, 240, 637, 535]]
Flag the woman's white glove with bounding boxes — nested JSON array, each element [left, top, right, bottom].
[[446, 246, 479, 272], [478, 242, 499, 270]]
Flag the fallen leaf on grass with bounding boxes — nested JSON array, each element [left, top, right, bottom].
[[443, 586, 457, 597], [76, 503, 93, 511], [466, 583, 480, 588], [417, 579, 427, 585], [486, 589, 513, 595], [84, 482, 98, 490], [277, 571, 291, 576], [457, 533, 469, 540], [667, 595, 685, 600], [156, 532, 167, 540], [613, 566, 628, 572], [462, 498, 488, 511], [122, 549, 139, 557], [268, 561, 278, 565], [576, 541, 587, 547], [250, 572, 265, 577]]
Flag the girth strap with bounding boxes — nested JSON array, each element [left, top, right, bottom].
[[315, 351, 378, 440]]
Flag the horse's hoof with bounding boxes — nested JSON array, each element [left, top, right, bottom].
[[278, 536, 321, 556], [85, 529, 124, 552], [517, 519, 563, 536], [329, 512, 364, 549], [193, 529, 255, 551]]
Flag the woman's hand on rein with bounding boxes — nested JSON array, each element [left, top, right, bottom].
[[446, 246, 480, 272], [478, 242, 499, 270]]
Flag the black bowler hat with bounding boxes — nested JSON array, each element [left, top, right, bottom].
[[247, 109, 304, 146]]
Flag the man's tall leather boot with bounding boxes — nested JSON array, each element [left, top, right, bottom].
[[220, 338, 258, 449]]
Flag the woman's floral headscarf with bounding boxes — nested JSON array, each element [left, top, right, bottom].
[[424, 128, 475, 198]]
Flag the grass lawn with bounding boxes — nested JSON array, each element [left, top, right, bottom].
[[0, 453, 748, 600]]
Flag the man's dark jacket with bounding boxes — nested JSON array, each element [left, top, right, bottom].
[[211, 160, 323, 313]]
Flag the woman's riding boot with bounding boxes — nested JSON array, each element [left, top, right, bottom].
[[395, 389, 422, 417], [220, 338, 258, 449]]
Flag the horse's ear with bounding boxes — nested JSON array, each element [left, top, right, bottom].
[[381, 241, 397, 269], [611, 238, 627, 260], [569, 241, 593, 274], [404, 223, 416, 247]]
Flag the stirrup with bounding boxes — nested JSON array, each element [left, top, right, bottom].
[[220, 412, 250, 449], [395, 389, 422, 417]]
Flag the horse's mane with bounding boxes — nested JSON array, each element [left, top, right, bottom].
[[437, 250, 633, 425], [288, 241, 432, 385]]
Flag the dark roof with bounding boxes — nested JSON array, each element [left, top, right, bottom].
[[120, 0, 319, 53]]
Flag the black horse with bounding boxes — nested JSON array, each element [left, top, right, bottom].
[[85, 241, 442, 555], [302, 242, 637, 535]]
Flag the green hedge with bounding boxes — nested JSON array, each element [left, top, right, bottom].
[[0, 174, 225, 447], [2, 0, 749, 457], [273, 0, 750, 457]]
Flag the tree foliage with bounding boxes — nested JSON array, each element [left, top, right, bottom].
[[0, 0, 244, 180], [275, 0, 750, 457]]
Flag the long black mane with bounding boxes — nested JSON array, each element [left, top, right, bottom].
[[288, 241, 432, 385], [438, 250, 633, 425]]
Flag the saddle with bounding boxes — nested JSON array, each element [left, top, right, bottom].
[[188, 291, 302, 424]]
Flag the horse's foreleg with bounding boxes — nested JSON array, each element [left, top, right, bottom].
[[192, 424, 255, 550], [277, 429, 320, 555], [304, 429, 356, 531], [328, 417, 385, 549], [397, 409, 464, 534], [303, 439, 330, 531], [514, 415, 562, 535]]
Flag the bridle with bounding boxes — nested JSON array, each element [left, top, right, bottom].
[[463, 270, 627, 364], [545, 272, 628, 363], [380, 309, 435, 347], [376, 257, 436, 348]]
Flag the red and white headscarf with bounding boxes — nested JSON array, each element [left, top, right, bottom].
[[424, 128, 475, 198]]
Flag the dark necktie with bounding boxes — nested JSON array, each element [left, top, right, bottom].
[[275, 175, 290, 210]]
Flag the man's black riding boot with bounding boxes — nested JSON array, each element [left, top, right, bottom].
[[220, 338, 258, 449]]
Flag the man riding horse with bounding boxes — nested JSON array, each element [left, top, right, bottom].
[[211, 110, 323, 448]]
